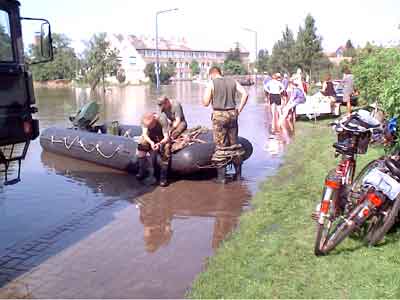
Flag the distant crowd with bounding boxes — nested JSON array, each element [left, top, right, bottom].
[[262, 67, 354, 132]]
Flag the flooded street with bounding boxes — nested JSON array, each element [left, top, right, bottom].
[[0, 82, 293, 298]]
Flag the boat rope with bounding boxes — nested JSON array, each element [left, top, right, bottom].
[[79, 140, 96, 153], [197, 144, 245, 169], [50, 135, 120, 159], [64, 136, 79, 150], [95, 144, 121, 159]]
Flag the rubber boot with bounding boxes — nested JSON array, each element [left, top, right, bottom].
[[136, 157, 147, 180], [233, 160, 243, 181], [159, 163, 169, 187], [214, 167, 227, 184]]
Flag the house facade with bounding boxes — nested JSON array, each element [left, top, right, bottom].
[[107, 34, 250, 83]]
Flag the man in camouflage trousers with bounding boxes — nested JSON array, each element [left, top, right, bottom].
[[202, 66, 248, 183]]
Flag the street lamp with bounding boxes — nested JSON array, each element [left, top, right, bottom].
[[155, 8, 179, 90], [242, 27, 258, 84]]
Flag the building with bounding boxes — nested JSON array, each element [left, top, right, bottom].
[[107, 34, 250, 83]]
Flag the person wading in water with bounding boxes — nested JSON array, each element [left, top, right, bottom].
[[202, 66, 248, 184], [136, 112, 171, 187]]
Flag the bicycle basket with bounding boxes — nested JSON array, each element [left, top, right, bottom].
[[357, 132, 371, 154]]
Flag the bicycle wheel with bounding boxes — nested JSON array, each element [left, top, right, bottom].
[[348, 159, 385, 206], [365, 195, 400, 246], [314, 170, 340, 256], [321, 204, 365, 254]]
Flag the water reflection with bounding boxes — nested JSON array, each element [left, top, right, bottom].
[[41, 150, 251, 253], [137, 181, 250, 252]]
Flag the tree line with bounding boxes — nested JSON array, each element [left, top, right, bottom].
[[24, 13, 359, 87], [28, 32, 120, 91], [256, 14, 341, 81]]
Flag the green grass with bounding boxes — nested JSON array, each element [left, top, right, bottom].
[[188, 120, 400, 299]]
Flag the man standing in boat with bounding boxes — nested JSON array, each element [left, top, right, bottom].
[[157, 96, 187, 140], [202, 66, 248, 183], [136, 112, 171, 187]]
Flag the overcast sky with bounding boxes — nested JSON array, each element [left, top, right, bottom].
[[20, 0, 400, 59]]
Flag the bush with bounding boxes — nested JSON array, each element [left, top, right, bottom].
[[352, 47, 400, 105], [144, 61, 175, 85]]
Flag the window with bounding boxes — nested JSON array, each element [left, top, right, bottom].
[[129, 56, 136, 65], [0, 9, 13, 62]]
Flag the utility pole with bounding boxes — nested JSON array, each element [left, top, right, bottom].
[[155, 8, 179, 90], [242, 27, 258, 84]]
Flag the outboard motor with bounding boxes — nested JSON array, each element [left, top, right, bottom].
[[69, 101, 100, 130]]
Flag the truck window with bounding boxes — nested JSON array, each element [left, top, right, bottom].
[[0, 9, 13, 62]]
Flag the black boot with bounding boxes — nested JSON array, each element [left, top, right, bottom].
[[233, 159, 243, 181], [159, 163, 169, 187], [136, 158, 147, 180], [214, 167, 227, 184]]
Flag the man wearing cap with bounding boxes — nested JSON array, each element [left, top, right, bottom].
[[202, 66, 248, 184], [136, 112, 171, 187], [157, 96, 187, 140]]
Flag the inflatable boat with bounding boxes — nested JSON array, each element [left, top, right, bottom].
[[40, 125, 253, 175], [40, 101, 253, 175]]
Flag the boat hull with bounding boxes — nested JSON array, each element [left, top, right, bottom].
[[40, 125, 253, 175]]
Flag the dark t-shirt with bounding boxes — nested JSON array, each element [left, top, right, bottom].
[[162, 101, 186, 123], [141, 114, 169, 138]]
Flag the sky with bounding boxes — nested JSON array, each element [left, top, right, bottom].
[[20, 0, 400, 59]]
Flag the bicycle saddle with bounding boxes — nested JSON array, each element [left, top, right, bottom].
[[333, 140, 355, 154], [385, 158, 400, 178]]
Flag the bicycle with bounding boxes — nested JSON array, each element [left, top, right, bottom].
[[321, 155, 400, 253], [313, 110, 382, 256]]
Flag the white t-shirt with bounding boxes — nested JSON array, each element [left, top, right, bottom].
[[265, 79, 284, 95]]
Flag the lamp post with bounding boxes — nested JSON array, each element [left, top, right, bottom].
[[243, 27, 258, 84], [155, 8, 179, 90]]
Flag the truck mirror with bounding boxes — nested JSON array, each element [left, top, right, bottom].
[[40, 21, 52, 60], [21, 17, 53, 64]]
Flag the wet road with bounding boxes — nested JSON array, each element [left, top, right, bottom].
[[0, 82, 294, 298]]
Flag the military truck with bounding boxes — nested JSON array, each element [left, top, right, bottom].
[[0, 0, 52, 184]]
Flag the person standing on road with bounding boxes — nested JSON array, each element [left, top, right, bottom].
[[342, 67, 354, 115], [281, 73, 290, 105], [280, 79, 306, 124], [265, 73, 285, 132], [136, 112, 171, 187], [202, 66, 248, 184], [157, 95, 187, 140]]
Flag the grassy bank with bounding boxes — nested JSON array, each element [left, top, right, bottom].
[[188, 120, 400, 299]]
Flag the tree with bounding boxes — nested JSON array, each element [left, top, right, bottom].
[[269, 25, 296, 74], [223, 60, 247, 75], [81, 33, 120, 91], [343, 39, 356, 57], [190, 60, 200, 76], [257, 49, 270, 72], [144, 59, 175, 85], [295, 14, 324, 76], [225, 43, 242, 63], [29, 33, 79, 81], [223, 43, 247, 75], [0, 24, 12, 61]]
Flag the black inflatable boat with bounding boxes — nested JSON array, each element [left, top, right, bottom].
[[40, 125, 253, 175]]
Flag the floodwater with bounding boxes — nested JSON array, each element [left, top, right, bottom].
[[0, 82, 294, 298]]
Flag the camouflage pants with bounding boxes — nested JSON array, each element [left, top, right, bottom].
[[170, 121, 187, 140], [212, 110, 238, 148], [137, 137, 171, 165]]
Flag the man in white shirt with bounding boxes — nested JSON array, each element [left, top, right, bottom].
[[265, 73, 284, 132]]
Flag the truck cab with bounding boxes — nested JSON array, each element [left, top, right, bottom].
[[0, 0, 52, 184]]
